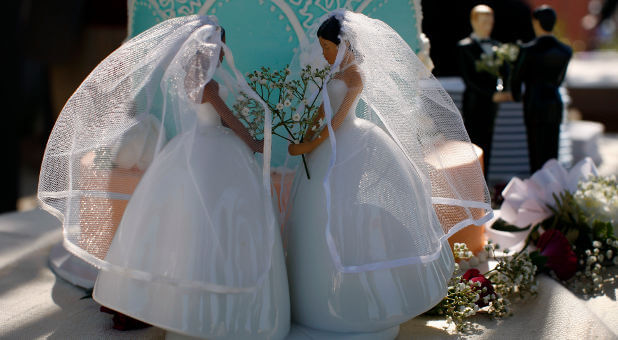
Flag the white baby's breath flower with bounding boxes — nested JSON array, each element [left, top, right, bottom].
[[593, 240, 602, 248], [276, 103, 284, 110], [284, 99, 291, 107], [292, 113, 301, 122], [260, 79, 268, 85], [241, 107, 250, 116], [587, 256, 598, 265]]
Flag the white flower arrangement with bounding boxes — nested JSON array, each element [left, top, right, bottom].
[[233, 64, 330, 179], [573, 175, 618, 233], [428, 242, 536, 331]]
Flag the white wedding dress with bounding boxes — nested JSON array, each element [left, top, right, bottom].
[[93, 93, 290, 340], [285, 78, 454, 337]]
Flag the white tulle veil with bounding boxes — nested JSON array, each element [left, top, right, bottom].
[[292, 10, 493, 273], [38, 15, 275, 292]]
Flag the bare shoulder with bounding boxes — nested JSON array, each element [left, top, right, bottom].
[[342, 64, 363, 88]]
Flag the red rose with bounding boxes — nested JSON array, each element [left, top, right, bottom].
[[536, 229, 578, 281], [462, 268, 495, 307]]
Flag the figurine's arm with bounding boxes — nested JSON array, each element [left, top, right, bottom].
[[492, 53, 514, 102], [203, 81, 264, 153], [556, 48, 573, 87], [302, 105, 324, 142], [289, 66, 363, 156], [457, 45, 496, 97], [510, 46, 528, 102], [501, 57, 512, 92]]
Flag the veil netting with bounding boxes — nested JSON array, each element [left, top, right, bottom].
[[286, 10, 493, 274], [37, 14, 292, 334]]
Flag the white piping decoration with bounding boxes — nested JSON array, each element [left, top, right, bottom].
[[271, 0, 309, 47]]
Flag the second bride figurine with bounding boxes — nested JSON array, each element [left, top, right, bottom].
[[285, 11, 492, 339]]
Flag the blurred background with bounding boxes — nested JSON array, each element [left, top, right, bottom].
[[4, 0, 618, 213]]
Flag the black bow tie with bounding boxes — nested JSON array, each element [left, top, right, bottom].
[[478, 39, 492, 44]]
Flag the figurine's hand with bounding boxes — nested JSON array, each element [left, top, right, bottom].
[[303, 128, 317, 142], [203, 81, 220, 102], [493, 92, 513, 103], [288, 141, 314, 156]]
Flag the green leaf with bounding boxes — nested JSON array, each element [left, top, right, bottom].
[[491, 219, 531, 232], [529, 251, 547, 271], [592, 220, 614, 240]]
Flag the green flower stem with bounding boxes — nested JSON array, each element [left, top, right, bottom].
[[302, 155, 310, 180], [272, 131, 293, 142], [517, 224, 541, 256]]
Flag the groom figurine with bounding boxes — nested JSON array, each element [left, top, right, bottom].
[[510, 5, 572, 173], [457, 4, 510, 179]]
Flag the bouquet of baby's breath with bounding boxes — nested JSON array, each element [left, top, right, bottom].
[[233, 65, 330, 179], [427, 243, 537, 331], [475, 43, 519, 90]]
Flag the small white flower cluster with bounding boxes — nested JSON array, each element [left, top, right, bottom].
[[570, 237, 618, 296], [495, 43, 520, 64], [232, 91, 265, 139], [486, 293, 511, 318], [431, 242, 525, 330], [574, 175, 618, 231], [487, 250, 538, 301], [433, 274, 482, 331], [433, 241, 540, 331], [453, 243, 474, 261], [476, 43, 519, 79]]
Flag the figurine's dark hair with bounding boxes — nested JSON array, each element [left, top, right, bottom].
[[317, 16, 341, 45], [533, 5, 557, 32]]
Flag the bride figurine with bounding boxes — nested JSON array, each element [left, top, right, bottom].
[[285, 11, 492, 339], [38, 16, 289, 339]]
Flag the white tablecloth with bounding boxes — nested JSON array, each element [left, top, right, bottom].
[[1, 209, 616, 339]]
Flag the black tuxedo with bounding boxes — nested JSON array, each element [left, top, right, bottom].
[[457, 36, 504, 177], [511, 35, 572, 173]]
